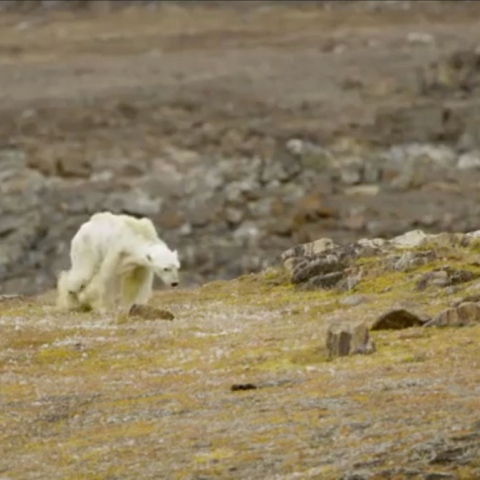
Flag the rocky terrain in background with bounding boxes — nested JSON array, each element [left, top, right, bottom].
[[2, 1, 480, 294]]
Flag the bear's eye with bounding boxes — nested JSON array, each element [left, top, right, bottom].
[[163, 267, 171, 272], [146, 254, 153, 262]]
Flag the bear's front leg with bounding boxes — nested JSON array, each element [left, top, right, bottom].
[[56, 270, 82, 310], [120, 266, 153, 312]]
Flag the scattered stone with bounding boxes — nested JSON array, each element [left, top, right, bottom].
[[416, 267, 479, 291], [128, 304, 175, 321], [407, 31, 434, 45], [224, 207, 244, 226], [371, 309, 427, 330], [285, 139, 331, 168], [105, 189, 162, 217], [55, 156, 91, 178], [344, 185, 380, 196], [292, 254, 347, 285], [326, 322, 376, 359], [416, 270, 450, 290], [391, 250, 436, 271], [282, 235, 386, 289], [457, 151, 480, 170], [0, 145, 27, 171], [357, 238, 386, 249], [452, 294, 480, 307], [281, 237, 338, 263], [304, 270, 346, 290], [425, 302, 480, 327], [230, 383, 257, 392], [391, 229, 428, 249], [340, 165, 362, 185], [449, 268, 480, 285]]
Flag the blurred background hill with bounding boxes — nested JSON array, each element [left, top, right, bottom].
[[1, 0, 480, 294]]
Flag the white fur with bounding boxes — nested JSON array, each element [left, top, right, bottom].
[[57, 211, 180, 312]]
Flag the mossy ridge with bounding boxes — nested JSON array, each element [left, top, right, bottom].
[[346, 244, 480, 322]]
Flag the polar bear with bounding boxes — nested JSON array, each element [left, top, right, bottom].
[[57, 211, 180, 312]]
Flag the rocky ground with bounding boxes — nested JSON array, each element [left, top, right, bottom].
[[1, 227, 480, 479], [2, 1, 480, 293]]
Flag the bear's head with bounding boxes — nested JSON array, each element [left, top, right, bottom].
[[144, 243, 180, 287]]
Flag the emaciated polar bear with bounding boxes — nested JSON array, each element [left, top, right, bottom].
[[57, 211, 180, 312]]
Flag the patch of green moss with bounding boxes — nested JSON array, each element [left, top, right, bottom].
[[35, 346, 84, 365], [354, 269, 415, 295]]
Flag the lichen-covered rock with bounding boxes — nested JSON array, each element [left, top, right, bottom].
[[291, 254, 348, 285], [416, 268, 480, 291], [281, 228, 480, 293], [282, 235, 386, 289], [416, 270, 450, 291], [390, 250, 437, 271], [326, 322, 376, 359], [425, 302, 480, 327], [281, 237, 339, 263]]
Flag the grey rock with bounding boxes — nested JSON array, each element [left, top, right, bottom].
[[260, 147, 302, 183], [305, 270, 345, 289], [288, 140, 335, 172], [224, 207, 244, 226], [340, 166, 362, 185], [416, 270, 450, 290], [326, 322, 376, 359], [362, 162, 382, 183], [344, 185, 380, 196], [390, 229, 429, 249], [457, 151, 480, 170], [281, 237, 338, 263], [105, 190, 162, 217], [426, 302, 480, 327], [391, 250, 436, 271], [292, 254, 347, 285], [407, 31, 434, 45], [415, 267, 480, 291], [0, 145, 27, 171]]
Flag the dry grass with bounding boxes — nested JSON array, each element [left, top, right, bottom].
[[1, 266, 480, 479]]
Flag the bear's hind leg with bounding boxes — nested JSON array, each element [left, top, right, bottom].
[[80, 247, 124, 313]]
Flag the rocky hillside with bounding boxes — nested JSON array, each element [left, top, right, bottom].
[[2, 1, 480, 295], [1, 228, 480, 479]]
